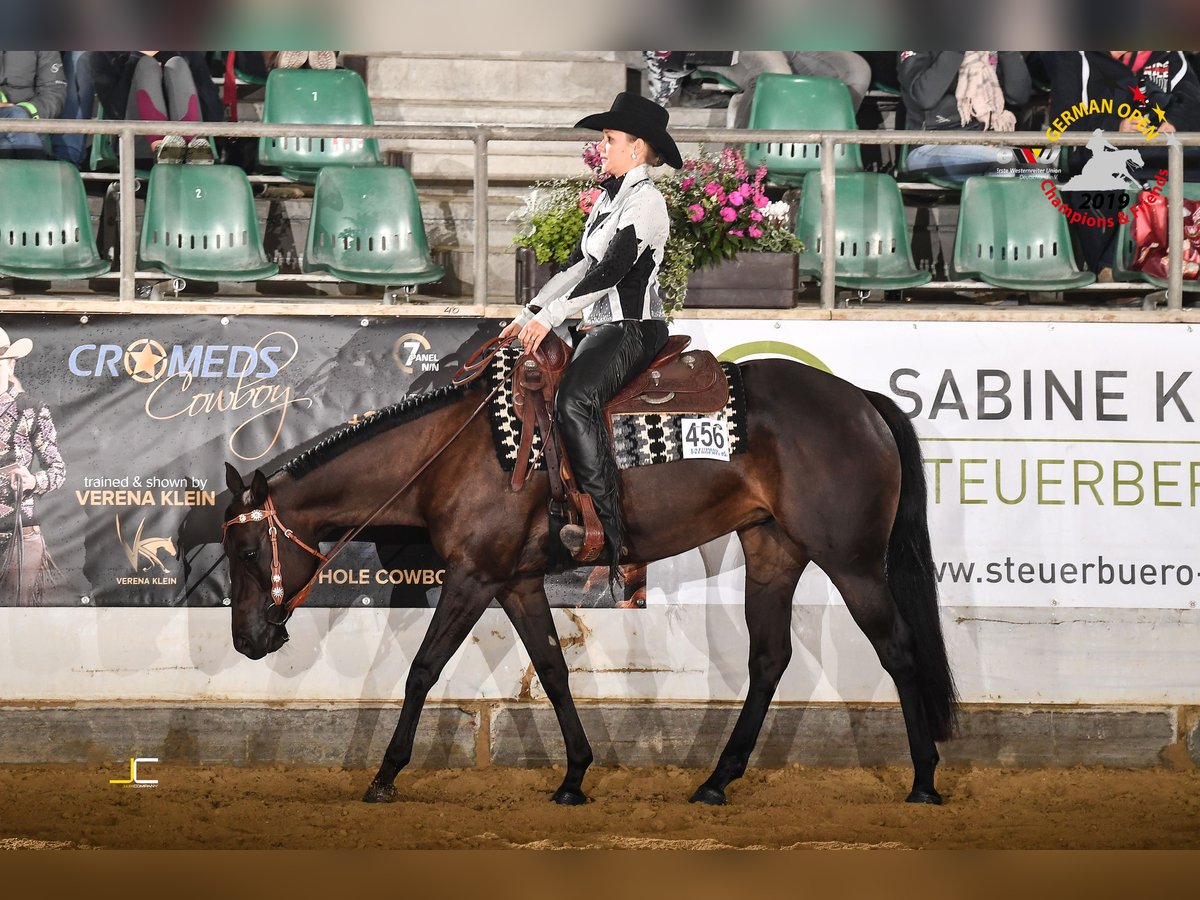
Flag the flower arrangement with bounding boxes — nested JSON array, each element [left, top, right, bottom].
[[512, 144, 800, 316]]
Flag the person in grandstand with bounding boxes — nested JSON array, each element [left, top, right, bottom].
[[0, 326, 66, 605], [0, 50, 66, 159], [499, 92, 680, 583], [899, 50, 1032, 183]]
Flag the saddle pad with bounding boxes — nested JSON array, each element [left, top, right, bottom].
[[487, 346, 747, 472]]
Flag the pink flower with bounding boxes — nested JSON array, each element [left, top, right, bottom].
[[753, 193, 769, 208], [729, 229, 745, 237], [728, 191, 745, 207], [749, 210, 763, 221], [579, 188, 602, 213], [720, 206, 738, 223], [680, 176, 696, 190], [688, 204, 705, 222], [748, 226, 764, 238], [739, 182, 752, 195], [703, 181, 722, 196]]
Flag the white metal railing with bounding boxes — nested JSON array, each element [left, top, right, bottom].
[[4, 118, 1197, 310]]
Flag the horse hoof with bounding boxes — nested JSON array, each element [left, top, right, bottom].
[[905, 788, 943, 805], [362, 781, 397, 804], [688, 785, 727, 806], [552, 787, 588, 806]]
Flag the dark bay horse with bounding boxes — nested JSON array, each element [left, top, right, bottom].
[[222, 357, 957, 806]]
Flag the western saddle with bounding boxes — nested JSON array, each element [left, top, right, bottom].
[[510, 332, 728, 563]]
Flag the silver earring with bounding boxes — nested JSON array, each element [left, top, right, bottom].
[[630, 151, 637, 159]]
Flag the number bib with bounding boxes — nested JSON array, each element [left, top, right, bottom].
[[681, 417, 731, 462]]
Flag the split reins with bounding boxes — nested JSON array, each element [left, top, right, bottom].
[[222, 337, 514, 625]]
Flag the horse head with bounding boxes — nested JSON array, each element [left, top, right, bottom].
[[222, 462, 321, 660]]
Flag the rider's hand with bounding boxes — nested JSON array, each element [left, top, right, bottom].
[[9, 467, 35, 493], [498, 320, 522, 341], [518, 319, 551, 355], [1118, 117, 1138, 132]]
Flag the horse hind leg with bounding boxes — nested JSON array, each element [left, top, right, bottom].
[[363, 568, 498, 803], [828, 567, 944, 805], [691, 523, 807, 806], [497, 576, 594, 805]]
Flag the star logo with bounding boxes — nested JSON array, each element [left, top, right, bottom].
[[1130, 84, 1148, 103], [1153, 103, 1167, 123], [123, 338, 168, 383]]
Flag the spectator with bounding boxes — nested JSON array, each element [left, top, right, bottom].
[[51, 51, 96, 169], [1041, 51, 1200, 279], [899, 51, 1032, 184], [274, 51, 338, 70], [0, 50, 67, 159], [89, 52, 223, 165]]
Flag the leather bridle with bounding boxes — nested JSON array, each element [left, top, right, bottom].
[[222, 349, 510, 625]]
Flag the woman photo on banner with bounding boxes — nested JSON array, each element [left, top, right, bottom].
[[0, 326, 66, 605]]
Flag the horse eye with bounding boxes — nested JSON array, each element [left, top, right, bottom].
[[240, 549, 259, 563]]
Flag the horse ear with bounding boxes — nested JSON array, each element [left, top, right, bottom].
[[225, 462, 245, 497], [250, 469, 270, 506]]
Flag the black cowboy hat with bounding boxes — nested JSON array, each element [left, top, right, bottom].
[[575, 92, 683, 169]]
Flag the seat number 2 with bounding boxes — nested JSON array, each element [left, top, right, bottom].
[[681, 418, 730, 461]]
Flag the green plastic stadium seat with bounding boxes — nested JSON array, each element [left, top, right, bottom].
[[139, 164, 279, 281], [953, 176, 1096, 291], [795, 171, 932, 291], [258, 68, 381, 181], [304, 166, 444, 286], [0, 160, 110, 279], [1112, 181, 1200, 292], [744, 74, 863, 187]]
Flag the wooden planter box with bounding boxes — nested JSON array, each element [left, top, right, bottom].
[[515, 247, 557, 304], [519, 248, 799, 310], [684, 252, 799, 309]]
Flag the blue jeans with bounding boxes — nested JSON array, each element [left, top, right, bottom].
[[51, 50, 95, 167], [0, 106, 47, 157], [906, 143, 1017, 185]]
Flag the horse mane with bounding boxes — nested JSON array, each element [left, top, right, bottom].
[[280, 384, 467, 480]]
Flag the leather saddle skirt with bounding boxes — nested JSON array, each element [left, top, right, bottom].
[[508, 333, 730, 493]]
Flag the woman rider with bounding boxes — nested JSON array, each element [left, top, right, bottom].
[[500, 92, 682, 576]]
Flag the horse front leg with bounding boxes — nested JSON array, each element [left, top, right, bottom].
[[363, 569, 498, 803], [497, 576, 594, 805]]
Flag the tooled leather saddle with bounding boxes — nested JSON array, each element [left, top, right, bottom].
[[510, 332, 728, 563]]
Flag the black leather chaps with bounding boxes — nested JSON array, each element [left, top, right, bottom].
[[556, 319, 668, 577]]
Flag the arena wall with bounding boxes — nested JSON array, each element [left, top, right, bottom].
[[1, 311, 1197, 769]]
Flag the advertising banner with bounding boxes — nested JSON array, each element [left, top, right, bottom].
[[663, 320, 1200, 610], [0, 314, 499, 608], [2, 315, 1194, 610]]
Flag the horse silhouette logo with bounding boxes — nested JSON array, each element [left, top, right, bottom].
[[1058, 129, 1145, 191], [115, 515, 177, 574]]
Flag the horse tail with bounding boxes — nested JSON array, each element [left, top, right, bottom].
[[865, 390, 959, 742]]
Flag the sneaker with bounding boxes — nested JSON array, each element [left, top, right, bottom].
[[154, 134, 186, 165], [185, 137, 215, 165], [308, 50, 338, 70], [276, 50, 308, 69]]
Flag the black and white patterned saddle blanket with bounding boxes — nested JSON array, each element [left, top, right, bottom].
[[486, 346, 748, 472]]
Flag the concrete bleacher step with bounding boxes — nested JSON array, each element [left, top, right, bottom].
[[363, 55, 628, 105]]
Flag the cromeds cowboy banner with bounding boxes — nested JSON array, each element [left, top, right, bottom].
[[0, 314, 493, 609], [3, 315, 1193, 611]]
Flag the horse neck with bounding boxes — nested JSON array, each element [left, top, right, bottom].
[[268, 390, 482, 537]]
